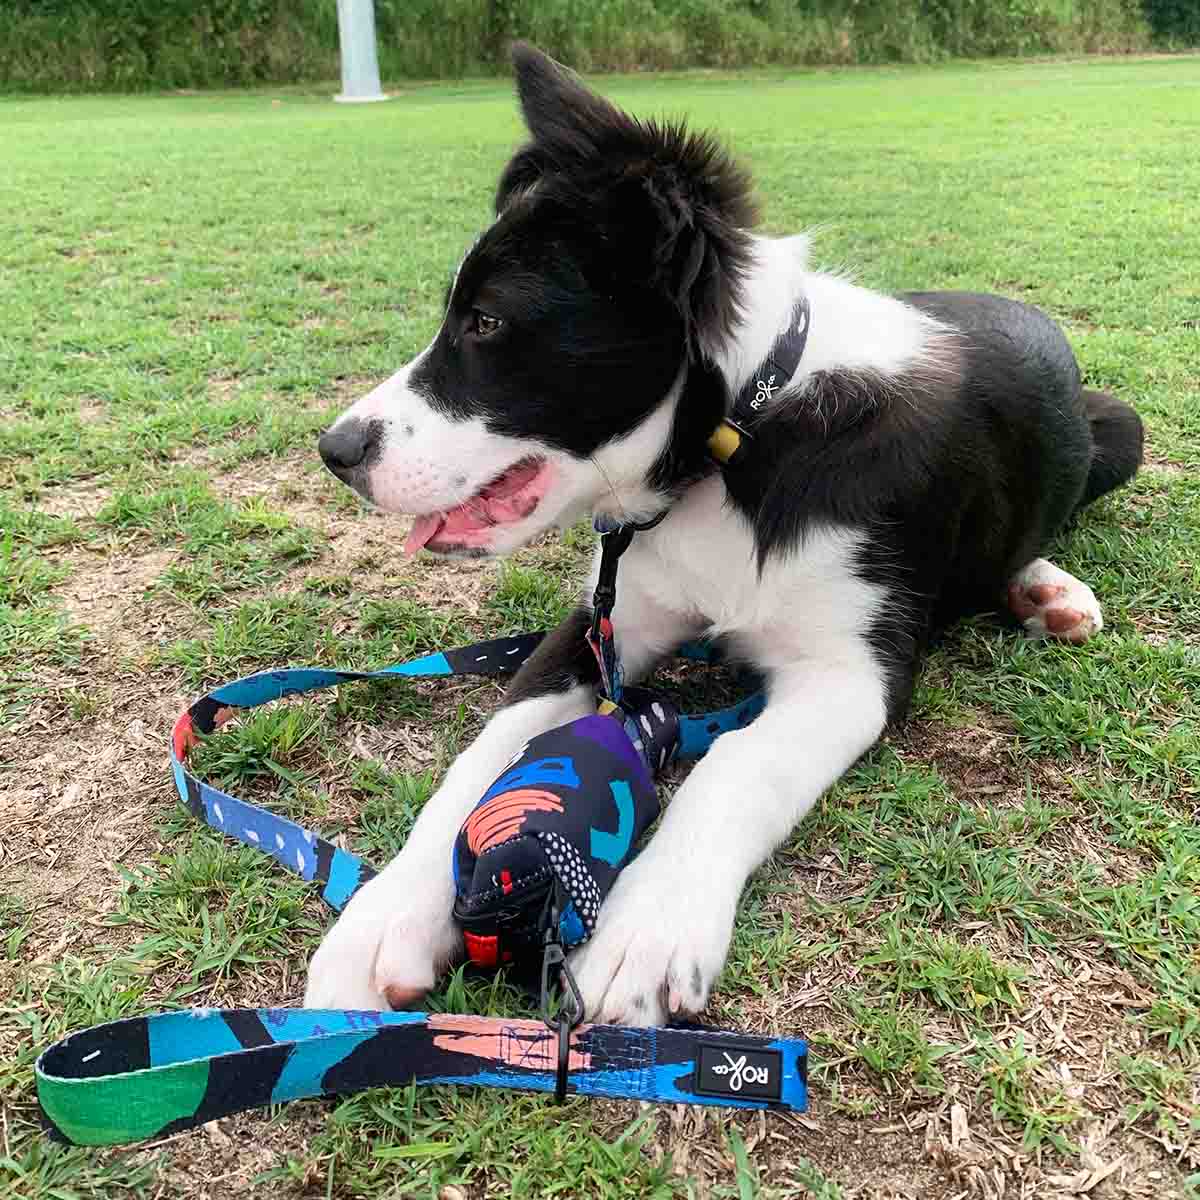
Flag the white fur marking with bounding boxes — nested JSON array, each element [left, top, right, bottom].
[[714, 234, 949, 405]]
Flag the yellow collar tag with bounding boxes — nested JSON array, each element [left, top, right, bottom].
[[707, 420, 743, 464]]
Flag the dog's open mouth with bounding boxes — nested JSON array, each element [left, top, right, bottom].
[[403, 456, 552, 556]]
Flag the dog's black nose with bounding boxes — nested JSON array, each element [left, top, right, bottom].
[[318, 419, 376, 473]]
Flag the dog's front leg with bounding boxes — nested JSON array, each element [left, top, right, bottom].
[[304, 604, 676, 1010], [570, 656, 888, 1025]]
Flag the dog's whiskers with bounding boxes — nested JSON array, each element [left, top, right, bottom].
[[589, 455, 628, 523]]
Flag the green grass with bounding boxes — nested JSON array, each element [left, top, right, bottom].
[[819, 994, 953, 1094], [1118, 1052, 1200, 1145], [265, 1092, 679, 1199], [351, 762, 436, 859], [2, 53, 1199, 1198], [486, 561, 576, 632], [0, 533, 69, 605], [187, 701, 331, 790], [862, 922, 1025, 1018], [358, 597, 472, 660], [107, 835, 322, 988], [974, 1034, 1083, 1153]]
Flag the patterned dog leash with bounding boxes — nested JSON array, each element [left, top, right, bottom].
[[36, 630, 807, 1146]]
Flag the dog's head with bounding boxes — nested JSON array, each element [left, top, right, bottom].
[[319, 43, 755, 557]]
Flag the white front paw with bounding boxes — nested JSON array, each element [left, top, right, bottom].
[[568, 860, 735, 1026], [303, 859, 458, 1011]]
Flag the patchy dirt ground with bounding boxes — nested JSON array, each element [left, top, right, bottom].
[[4, 455, 1196, 1200]]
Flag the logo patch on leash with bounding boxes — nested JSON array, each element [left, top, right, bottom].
[[694, 1042, 782, 1101]]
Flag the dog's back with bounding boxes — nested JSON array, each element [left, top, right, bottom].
[[883, 291, 1142, 628], [902, 290, 1142, 518]]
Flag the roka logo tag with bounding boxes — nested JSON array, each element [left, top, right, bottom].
[[712, 1052, 770, 1091], [752, 373, 777, 410], [694, 1042, 782, 1101]]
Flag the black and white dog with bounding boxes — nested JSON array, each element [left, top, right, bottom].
[[307, 45, 1143, 1024]]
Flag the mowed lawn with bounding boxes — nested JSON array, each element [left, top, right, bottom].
[[2, 54, 1199, 1199]]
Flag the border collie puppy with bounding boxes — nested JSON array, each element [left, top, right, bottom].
[[307, 44, 1143, 1024]]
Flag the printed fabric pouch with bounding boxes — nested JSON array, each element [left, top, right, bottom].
[[451, 691, 680, 969]]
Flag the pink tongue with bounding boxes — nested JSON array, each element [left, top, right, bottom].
[[402, 460, 547, 556], [404, 513, 445, 557]]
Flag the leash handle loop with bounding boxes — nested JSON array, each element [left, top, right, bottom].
[[170, 635, 765, 917], [36, 1006, 808, 1144]]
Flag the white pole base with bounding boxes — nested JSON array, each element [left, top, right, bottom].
[[336, 0, 387, 106]]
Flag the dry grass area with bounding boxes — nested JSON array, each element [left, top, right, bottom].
[[3, 55, 1200, 1200]]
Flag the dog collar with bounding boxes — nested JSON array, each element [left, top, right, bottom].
[[707, 294, 811, 465]]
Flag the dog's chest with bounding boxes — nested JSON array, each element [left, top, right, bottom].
[[626, 478, 884, 670]]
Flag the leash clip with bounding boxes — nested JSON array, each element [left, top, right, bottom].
[[539, 941, 584, 1027], [588, 524, 640, 704], [590, 525, 635, 614], [541, 908, 584, 1105]]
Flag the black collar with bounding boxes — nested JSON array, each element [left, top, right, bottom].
[[708, 294, 811, 465], [595, 295, 811, 546]]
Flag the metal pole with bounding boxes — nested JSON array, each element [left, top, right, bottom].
[[334, 0, 389, 103]]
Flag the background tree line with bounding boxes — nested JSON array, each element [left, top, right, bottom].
[[1, 0, 1196, 92]]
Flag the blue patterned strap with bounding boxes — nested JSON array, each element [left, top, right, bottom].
[[36, 1007, 807, 1146], [170, 635, 764, 913]]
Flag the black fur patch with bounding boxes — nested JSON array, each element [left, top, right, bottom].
[[502, 43, 757, 353], [648, 356, 728, 495], [503, 605, 600, 705], [410, 204, 686, 456]]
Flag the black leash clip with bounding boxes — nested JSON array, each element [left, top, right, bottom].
[[540, 909, 584, 1105], [588, 517, 668, 704], [589, 524, 636, 624], [588, 510, 667, 627]]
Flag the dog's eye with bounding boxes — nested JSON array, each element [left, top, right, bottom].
[[471, 310, 503, 337]]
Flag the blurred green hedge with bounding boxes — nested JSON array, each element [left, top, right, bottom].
[[0, 0, 1180, 93], [1139, 0, 1200, 43]]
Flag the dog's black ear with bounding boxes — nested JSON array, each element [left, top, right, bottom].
[[496, 45, 610, 214], [510, 42, 626, 161], [495, 44, 626, 211], [504, 42, 757, 353]]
